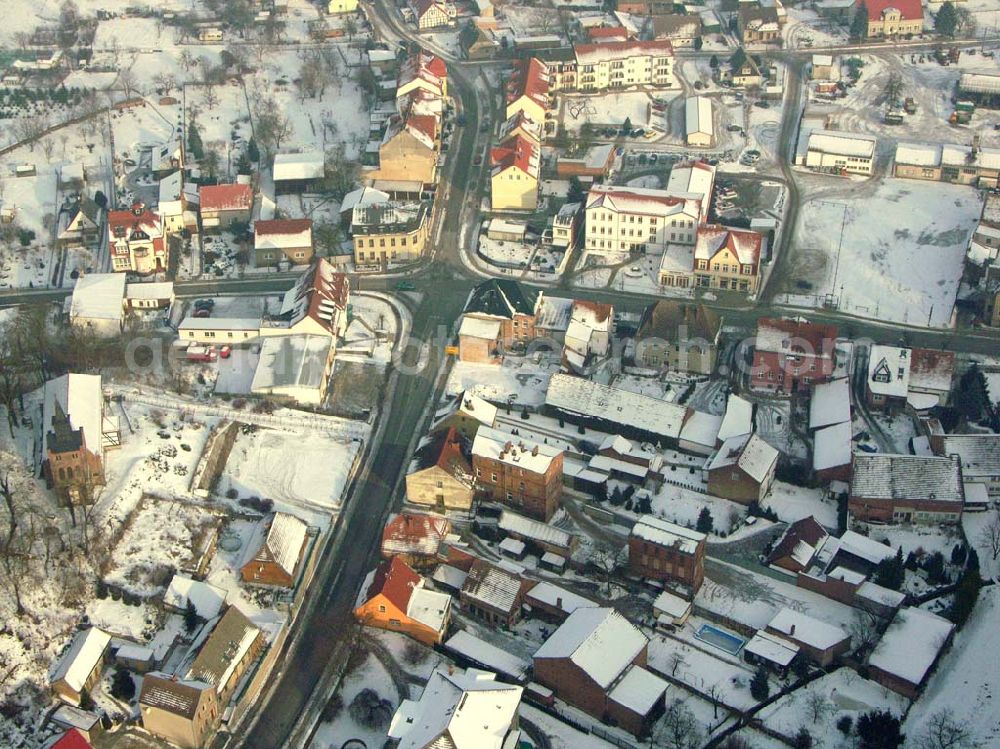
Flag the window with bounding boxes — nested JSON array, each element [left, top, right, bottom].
[[378, 604, 386, 613]]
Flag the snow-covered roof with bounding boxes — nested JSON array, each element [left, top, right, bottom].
[[856, 581, 906, 608], [433, 564, 468, 590], [680, 409, 723, 450], [533, 607, 647, 689], [717, 394, 753, 443], [126, 281, 174, 300], [51, 704, 101, 732], [443, 631, 530, 680], [43, 374, 105, 459], [685, 95, 712, 137], [813, 420, 852, 472], [868, 607, 953, 686], [867, 344, 910, 398], [139, 674, 212, 718], [535, 295, 575, 332], [834, 530, 895, 566], [666, 161, 716, 224], [251, 334, 332, 393], [807, 129, 876, 158], [270, 258, 349, 338], [472, 426, 563, 475], [745, 630, 799, 667], [273, 151, 325, 181], [908, 348, 955, 394], [252, 512, 309, 578], [383, 512, 451, 557], [459, 315, 502, 340], [163, 574, 227, 620], [935, 435, 1000, 481], [187, 606, 261, 690], [767, 608, 848, 651], [809, 377, 851, 429], [586, 184, 701, 221], [608, 665, 668, 716], [499, 537, 526, 556], [545, 373, 687, 440], [462, 560, 523, 613], [707, 433, 779, 483], [525, 582, 595, 614], [341, 186, 391, 215], [406, 587, 452, 633], [574, 39, 674, 66], [851, 454, 964, 504], [178, 317, 261, 332], [254, 218, 313, 250], [631, 515, 705, 555], [70, 273, 125, 322], [51, 628, 111, 693], [389, 667, 522, 749], [653, 589, 692, 619]]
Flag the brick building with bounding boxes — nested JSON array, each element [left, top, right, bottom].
[[240, 512, 309, 588], [457, 279, 540, 363], [471, 426, 564, 521], [706, 432, 779, 504], [354, 557, 453, 645], [849, 454, 965, 524], [751, 318, 839, 394], [460, 559, 528, 629], [628, 515, 706, 593]]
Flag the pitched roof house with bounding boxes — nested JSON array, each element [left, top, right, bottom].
[[458, 280, 540, 363], [240, 512, 310, 588], [506, 57, 550, 123], [765, 608, 851, 666], [69, 273, 126, 336], [752, 317, 838, 394], [355, 557, 453, 645], [139, 674, 220, 749], [490, 132, 540, 211], [706, 433, 780, 504], [405, 427, 475, 512], [108, 204, 167, 274], [397, 51, 448, 100], [187, 606, 264, 704], [765, 516, 830, 573], [849, 454, 965, 524], [867, 607, 953, 698], [199, 183, 253, 230], [460, 559, 529, 629], [635, 301, 722, 374], [430, 391, 498, 442], [253, 218, 314, 266], [262, 258, 350, 339], [381, 511, 453, 565], [51, 628, 111, 706]]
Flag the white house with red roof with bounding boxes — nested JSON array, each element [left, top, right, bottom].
[[260, 257, 350, 340], [199, 183, 253, 230], [107, 203, 167, 274], [253, 218, 314, 267], [506, 57, 550, 124], [397, 51, 448, 100], [693, 224, 765, 293], [585, 184, 701, 262], [859, 0, 923, 38], [412, 0, 456, 28], [490, 134, 540, 211]]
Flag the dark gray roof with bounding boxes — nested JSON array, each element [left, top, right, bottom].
[[851, 454, 964, 504], [936, 435, 1000, 480], [139, 674, 211, 718], [463, 279, 538, 319]]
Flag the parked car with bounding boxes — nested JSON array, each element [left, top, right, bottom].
[[395, 280, 416, 291], [194, 299, 215, 311], [219, 345, 232, 359], [193, 308, 211, 318], [858, 443, 879, 453]]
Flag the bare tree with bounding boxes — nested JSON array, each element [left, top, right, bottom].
[[202, 85, 219, 109], [0, 472, 31, 617], [916, 709, 973, 749], [657, 699, 702, 749], [253, 97, 293, 159], [804, 690, 829, 723], [41, 137, 55, 161], [849, 609, 882, 655], [589, 542, 625, 594], [706, 683, 724, 720], [153, 72, 177, 95], [979, 515, 1000, 560], [668, 650, 687, 676], [179, 49, 196, 72], [58, 131, 70, 158], [12, 113, 50, 149]]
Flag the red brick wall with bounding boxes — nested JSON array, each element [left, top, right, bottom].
[[707, 467, 760, 505], [473, 452, 563, 521], [752, 350, 833, 394], [627, 536, 705, 591]]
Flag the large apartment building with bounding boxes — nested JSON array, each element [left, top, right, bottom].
[[585, 185, 701, 262], [555, 40, 677, 92], [351, 201, 430, 268], [506, 57, 550, 124]]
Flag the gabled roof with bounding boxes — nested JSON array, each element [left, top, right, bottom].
[[586, 185, 701, 219], [164, 574, 227, 619], [631, 515, 705, 555], [472, 426, 563, 474], [868, 607, 952, 686], [273, 151, 325, 181], [463, 278, 538, 319], [491, 133, 539, 179], [412, 427, 474, 481], [49, 729, 93, 749], [766, 516, 829, 569], [108, 205, 162, 239], [382, 512, 452, 557], [397, 51, 447, 96], [573, 39, 674, 66], [637, 301, 721, 343], [707, 433, 779, 483], [199, 183, 253, 212], [254, 218, 313, 250], [271, 258, 350, 336], [365, 556, 423, 612], [43, 374, 105, 458], [139, 674, 213, 719], [809, 377, 851, 430], [51, 628, 111, 693], [695, 224, 762, 267], [767, 608, 849, 651], [187, 606, 261, 688], [533, 607, 647, 689], [250, 512, 309, 578], [860, 0, 922, 22], [934, 434, 1000, 480], [908, 348, 955, 393], [754, 317, 838, 357], [461, 559, 524, 614], [851, 454, 964, 504], [507, 57, 550, 110], [70, 273, 125, 323]]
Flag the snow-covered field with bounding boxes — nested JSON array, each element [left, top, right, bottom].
[[220, 428, 361, 525], [562, 91, 659, 130], [309, 652, 401, 749], [783, 178, 983, 327]]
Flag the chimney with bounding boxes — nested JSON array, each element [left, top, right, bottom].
[[556, 596, 563, 610], [131, 201, 144, 216], [790, 624, 796, 636], [532, 445, 539, 457]]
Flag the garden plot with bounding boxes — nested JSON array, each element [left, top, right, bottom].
[[762, 482, 837, 529], [562, 91, 656, 130], [446, 356, 561, 408], [782, 5, 849, 49], [648, 635, 760, 710], [759, 668, 907, 746], [104, 496, 225, 597], [477, 235, 536, 270], [187, 84, 253, 163], [0, 173, 57, 288], [652, 484, 743, 536], [309, 652, 401, 749], [220, 427, 361, 526], [519, 704, 620, 749], [962, 507, 1000, 582], [86, 597, 159, 641], [784, 179, 982, 328], [93, 17, 172, 51]]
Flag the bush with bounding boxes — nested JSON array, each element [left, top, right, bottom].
[[793, 727, 813, 749], [836, 715, 853, 736], [348, 688, 393, 730], [110, 669, 136, 701], [225, 488, 239, 499], [403, 640, 425, 666], [750, 666, 770, 701], [321, 692, 343, 722]]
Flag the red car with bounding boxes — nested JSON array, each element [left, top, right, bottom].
[[193, 308, 211, 318], [219, 345, 232, 359]]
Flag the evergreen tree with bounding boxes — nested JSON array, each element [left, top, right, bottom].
[[750, 667, 770, 701], [567, 176, 586, 205], [184, 599, 199, 633], [949, 569, 982, 627], [187, 121, 204, 160], [696, 507, 714, 534], [856, 710, 904, 749], [621, 116, 632, 135], [111, 668, 136, 700], [951, 542, 967, 566], [636, 494, 652, 514], [793, 727, 814, 749], [850, 4, 869, 40], [247, 136, 260, 163], [935, 1, 958, 36], [967, 547, 980, 572], [874, 547, 905, 591], [610, 486, 624, 507], [235, 150, 253, 175]]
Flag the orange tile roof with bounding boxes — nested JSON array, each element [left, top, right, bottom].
[[366, 556, 421, 612], [255, 218, 313, 236], [199, 183, 253, 212]]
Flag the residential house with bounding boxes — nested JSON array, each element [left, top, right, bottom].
[[685, 96, 713, 147], [728, 54, 764, 88], [498, 509, 575, 558], [533, 607, 667, 737], [249, 334, 335, 405], [472, 426, 564, 521], [570, 40, 676, 92], [259, 258, 350, 341], [43, 374, 119, 506], [164, 574, 227, 620], [867, 607, 954, 698], [490, 133, 540, 211], [156, 170, 193, 236], [523, 581, 595, 622], [555, 144, 616, 179], [405, 427, 476, 512], [139, 675, 220, 749], [649, 14, 703, 47], [273, 152, 325, 194], [563, 300, 614, 374], [634, 301, 722, 374], [499, 111, 542, 147], [551, 201, 581, 249], [929, 433, 1000, 498], [381, 512, 452, 567], [254, 218, 314, 266], [460, 559, 528, 629], [50, 628, 111, 706], [107, 203, 168, 274], [809, 377, 851, 431], [187, 606, 265, 706], [125, 281, 174, 311], [69, 273, 125, 336], [801, 130, 876, 176], [629, 515, 706, 592], [506, 57, 550, 124], [751, 317, 839, 394], [413, 0, 455, 29], [199, 183, 253, 230], [457, 279, 539, 362], [352, 201, 430, 268], [894, 141, 1000, 189], [765, 608, 850, 666], [765, 516, 829, 573], [813, 421, 854, 482], [388, 667, 523, 749], [586, 184, 701, 264], [240, 512, 310, 588], [706, 432, 779, 504], [717, 394, 754, 446], [397, 51, 448, 100], [378, 112, 439, 185], [50, 711, 102, 745], [811, 54, 837, 80], [738, 4, 782, 44], [430, 391, 498, 442], [866, 345, 955, 411], [355, 557, 453, 645], [849, 453, 965, 523], [859, 0, 923, 38], [58, 198, 101, 249], [692, 224, 764, 293]]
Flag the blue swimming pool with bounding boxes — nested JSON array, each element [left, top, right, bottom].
[[695, 623, 747, 655]]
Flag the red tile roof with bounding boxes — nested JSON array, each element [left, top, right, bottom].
[[587, 26, 630, 41], [695, 224, 763, 267], [507, 57, 550, 109], [366, 557, 421, 612], [573, 300, 614, 323], [382, 511, 452, 557], [491, 133, 539, 178], [108, 205, 162, 237], [860, 0, 922, 22], [255, 218, 313, 236], [51, 730, 93, 749], [398, 51, 448, 94], [574, 39, 674, 65], [756, 317, 839, 353], [199, 183, 253, 212], [406, 113, 440, 146]]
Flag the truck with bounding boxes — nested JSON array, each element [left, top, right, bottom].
[[185, 346, 218, 362]]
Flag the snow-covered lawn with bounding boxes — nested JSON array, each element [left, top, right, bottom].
[[563, 91, 657, 130], [652, 484, 744, 536], [446, 357, 561, 408], [763, 482, 838, 530], [520, 704, 618, 749], [309, 652, 401, 749], [648, 635, 760, 710], [339, 293, 398, 366], [962, 508, 1000, 582], [784, 178, 983, 328], [904, 585, 1000, 748], [220, 427, 361, 526]]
